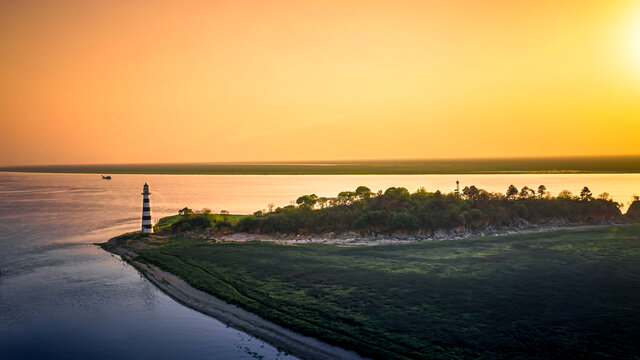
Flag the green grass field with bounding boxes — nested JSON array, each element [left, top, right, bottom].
[[131, 225, 640, 359], [155, 213, 246, 228], [3, 156, 640, 174]]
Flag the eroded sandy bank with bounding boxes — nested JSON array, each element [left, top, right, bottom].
[[109, 247, 367, 360], [201, 223, 625, 246]]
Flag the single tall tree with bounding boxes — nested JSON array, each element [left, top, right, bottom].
[[296, 194, 318, 208], [580, 187, 593, 201], [337, 191, 356, 205], [537, 185, 547, 198], [506, 185, 518, 200], [463, 185, 480, 200], [355, 186, 373, 200], [519, 186, 532, 199]]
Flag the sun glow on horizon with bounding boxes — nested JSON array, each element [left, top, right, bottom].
[[633, 16, 640, 62], [614, 4, 640, 78], [1, 0, 640, 166]]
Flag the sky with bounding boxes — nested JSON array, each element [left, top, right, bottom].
[[1, 0, 640, 165]]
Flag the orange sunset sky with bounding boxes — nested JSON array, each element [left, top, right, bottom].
[[1, 0, 640, 166]]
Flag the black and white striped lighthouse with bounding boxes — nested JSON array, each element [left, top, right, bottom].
[[141, 183, 153, 233]]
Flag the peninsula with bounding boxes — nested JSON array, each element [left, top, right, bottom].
[[101, 185, 640, 359]]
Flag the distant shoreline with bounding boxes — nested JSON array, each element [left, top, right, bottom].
[[2, 156, 640, 175]]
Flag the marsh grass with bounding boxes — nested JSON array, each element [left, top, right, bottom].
[[135, 225, 640, 359]]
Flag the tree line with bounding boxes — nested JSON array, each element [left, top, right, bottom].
[[232, 184, 629, 235]]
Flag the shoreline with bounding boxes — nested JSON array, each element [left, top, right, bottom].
[[101, 222, 634, 359], [3, 156, 640, 175], [106, 247, 366, 360], [4, 170, 640, 176]]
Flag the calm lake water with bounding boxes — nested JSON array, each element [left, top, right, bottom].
[[1, 172, 638, 359]]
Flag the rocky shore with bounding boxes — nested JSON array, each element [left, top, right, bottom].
[[188, 220, 629, 246]]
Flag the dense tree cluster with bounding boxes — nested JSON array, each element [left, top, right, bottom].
[[170, 208, 212, 232], [162, 207, 234, 233], [236, 185, 625, 235]]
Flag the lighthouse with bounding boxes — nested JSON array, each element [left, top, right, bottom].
[[141, 183, 153, 233]]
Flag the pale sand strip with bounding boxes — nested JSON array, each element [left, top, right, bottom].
[[112, 248, 367, 360]]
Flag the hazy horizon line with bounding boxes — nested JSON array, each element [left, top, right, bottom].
[[3, 154, 640, 168]]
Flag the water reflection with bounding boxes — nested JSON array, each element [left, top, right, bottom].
[[0, 172, 298, 360], [0, 171, 638, 359]]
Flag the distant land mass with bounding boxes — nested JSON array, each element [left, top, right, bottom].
[[2, 156, 640, 175]]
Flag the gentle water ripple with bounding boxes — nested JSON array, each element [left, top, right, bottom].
[[0, 172, 297, 360], [0, 171, 638, 359]]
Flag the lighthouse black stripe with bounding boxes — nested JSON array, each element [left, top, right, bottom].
[[142, 184, 153, 233]]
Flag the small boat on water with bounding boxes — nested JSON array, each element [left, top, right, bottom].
[[101, 175, 112, 180]]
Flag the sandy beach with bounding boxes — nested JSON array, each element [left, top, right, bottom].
[[108, 247, 366, 360]]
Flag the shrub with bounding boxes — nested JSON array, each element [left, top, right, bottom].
[[215, 220, 233, 230], [391, 211, 419, 232], [170, 214, 212, 232]]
